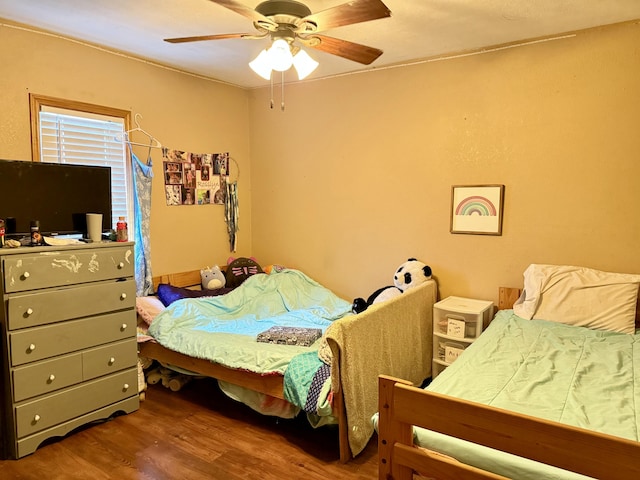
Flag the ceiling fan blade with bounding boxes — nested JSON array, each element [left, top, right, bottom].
[[207, 0, 276, 27], [300, 0, 391, 33], [164, 33, 257, 43], [304, 34, 383, 65]]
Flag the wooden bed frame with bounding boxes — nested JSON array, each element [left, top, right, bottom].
[[138, 270, 352, 455], [377, 287, 640, 479], [377, 375, 640, 480], [138, 269, 436, 463]]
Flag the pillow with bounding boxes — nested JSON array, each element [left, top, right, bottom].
[[136, 296, 165, 325], [513, 264, 640, 334], [156, 283, 234, 307], [225, 257, 264, 288]]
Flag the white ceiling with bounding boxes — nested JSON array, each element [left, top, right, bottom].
[[1, 0, 640, 89]]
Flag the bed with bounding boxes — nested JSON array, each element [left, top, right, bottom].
[[136, 267, 437, 462], [377, 264, 640, 479]]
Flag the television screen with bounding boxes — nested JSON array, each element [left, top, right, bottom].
[[0, 160, 112, 237]]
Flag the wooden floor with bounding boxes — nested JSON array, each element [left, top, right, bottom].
[[0, 378, 378, 479]]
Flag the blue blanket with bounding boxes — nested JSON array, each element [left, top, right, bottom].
[[148, 269, 352, 374], [284, 351, 330, 413]]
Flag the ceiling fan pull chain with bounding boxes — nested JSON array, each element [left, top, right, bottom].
[[270, 75, 274, 109], [281, 71, 285, 112]]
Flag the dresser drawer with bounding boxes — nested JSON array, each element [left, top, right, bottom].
[[7, 279, 135, 330], [15, 368, 137, 438], [9, 310, 136, 366], [82, 339, 138, 380], [12, 352, 83, 402], [2, 246, 134, 293]]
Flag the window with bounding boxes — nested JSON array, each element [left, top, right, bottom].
[[30, 94, 133, 234]]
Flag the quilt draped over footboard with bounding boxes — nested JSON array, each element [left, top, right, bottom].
[[326, 280, 437, 456]]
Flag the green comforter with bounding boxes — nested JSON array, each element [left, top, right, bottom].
[[148, 269, 352, 374], [416, 310, 640, 479]]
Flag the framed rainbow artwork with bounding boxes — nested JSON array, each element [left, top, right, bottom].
[[450, 184, 505, 235]]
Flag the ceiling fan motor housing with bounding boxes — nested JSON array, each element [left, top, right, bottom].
[[255, 0, 312, 18], [255, 0, 317, 33]]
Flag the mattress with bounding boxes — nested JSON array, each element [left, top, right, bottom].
[[414, 310, 640, 480]]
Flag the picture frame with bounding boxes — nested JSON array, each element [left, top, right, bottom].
[[450, 184, 505, 235]]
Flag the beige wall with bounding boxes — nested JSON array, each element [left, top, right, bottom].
[[249, 21, 640, 304], [0, 23, 252, 275], [2, 21, 639, 306]]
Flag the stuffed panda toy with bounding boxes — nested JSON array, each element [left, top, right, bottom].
[[352, 258, 432, 314], [394, 258, 433, 291]]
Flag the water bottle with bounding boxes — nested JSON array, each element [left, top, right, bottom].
[[116, 216, 128, 242]]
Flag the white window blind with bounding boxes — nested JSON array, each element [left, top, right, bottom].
[[38, 106, 130, 232]]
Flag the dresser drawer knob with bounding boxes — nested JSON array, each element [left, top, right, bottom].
[[120, 323, 128, 331], [120, 293, 127, 300], [48, 374, 56, 382], [117, 262, 125, 269], [33, 414, 41, 423], [22, 271, 30, 279], [26, 308, 34, 316], [109, 357, 116, 365], [123, 383, 130, 391], [27, 343, 36, 352]]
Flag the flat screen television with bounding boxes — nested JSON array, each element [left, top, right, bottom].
[[0, 160, 112, 238]]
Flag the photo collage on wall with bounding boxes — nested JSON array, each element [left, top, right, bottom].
[[163, 149, 229, 206]]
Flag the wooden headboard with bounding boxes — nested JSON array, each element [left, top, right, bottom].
[[152, 269, 205, 291], [499, 286, 640, 328], [152, 267, 231, 291], [498, 287, 521, 310]]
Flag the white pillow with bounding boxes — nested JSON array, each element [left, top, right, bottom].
[[135, 295, 165, 326], [513, 264, 640, 334]]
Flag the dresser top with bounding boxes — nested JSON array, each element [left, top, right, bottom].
[[0, 241, 133, 256]]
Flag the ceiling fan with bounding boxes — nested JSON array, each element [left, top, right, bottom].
[[164, 0, 392, 79]]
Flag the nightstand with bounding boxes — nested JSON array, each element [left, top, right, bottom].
[[432, 296, 494, 378]]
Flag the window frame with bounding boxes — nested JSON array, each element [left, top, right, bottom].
[[29, 93, 134, 235]]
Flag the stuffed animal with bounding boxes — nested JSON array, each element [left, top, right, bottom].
[[263, 264, 286, 275], [146, 366, 194, 392], [200, 265, 226, 290], [394, 258, 433, 291], [225, 256, 264, 288], [352, 258, 432, 314]]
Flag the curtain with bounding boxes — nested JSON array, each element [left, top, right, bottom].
[[131, 150, 154, 295]]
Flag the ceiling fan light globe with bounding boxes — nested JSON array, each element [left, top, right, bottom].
[[292, 49, 318, 80], [249, 49, 272, 80], [268, 38, 293, 71]]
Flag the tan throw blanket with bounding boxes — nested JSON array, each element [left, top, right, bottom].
[[326, 280, 437, 457]]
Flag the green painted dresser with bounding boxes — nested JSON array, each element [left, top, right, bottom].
[[0, 242, 139, 459]]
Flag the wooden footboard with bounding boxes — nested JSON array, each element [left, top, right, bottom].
[[378, 375, 640, 480], [327, 279, 437, 459]]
